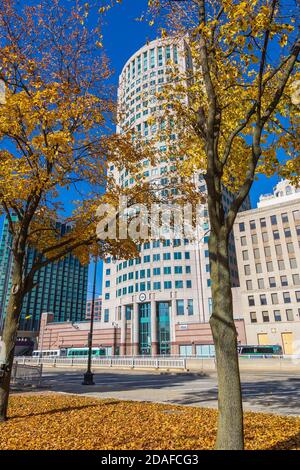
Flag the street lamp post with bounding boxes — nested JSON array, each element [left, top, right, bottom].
[[82, 257, 98, 385]]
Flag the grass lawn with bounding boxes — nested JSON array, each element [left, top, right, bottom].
[[0, 393, 299, 450]]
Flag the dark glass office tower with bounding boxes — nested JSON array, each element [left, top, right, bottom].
[[0, 217, 88, 331]]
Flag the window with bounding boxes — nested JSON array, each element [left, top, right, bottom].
[[242, 250, 249, 261], [186, 266, 191, 274], [250, 312, 257, 323], [104, 309, 109, 322], [262, 232, 269, 242], [252, 234, 258, 244], [273, 230, 280, 240], [153, 267, 161, 276], [188, 299, 194, 315], [248, 295, 255, 306], [286, 309, 294, 321], [281, 275, 288, 286], [105, 293, 110, 300], [244, 265, 251, 275], [275, 244, 282, 256], [278, 259, 285, 270], [295, 291, 300, 302], [260, 218, 266, 228], [175, 280, 183, 289], [153, 253, 160, 262], [164, 266, 171, 275], [256, 263, 263, 273], [253, 248, 260, 259], [266, 261, 273, 272], [284, 227, 291, 238], [153, 282, 161, 290], [174, 252, 182, 260], [293, 210, 300, 221], [260, 294, 267, 305], [283, 292, 291, 303], [250, 220, 256, 230], [262, 311, 269, 322], [290, 258, 297, 269], [264, 246, 271, 257], [185, 252, 190, 260], [274, 310, 281, 322], [293, 274, 300, 286], [271, 215, 277, 225], [176, 299, 184, 315], [163, 253, 171, 260], [287, 242, 295, 253], [269, 277, 276, 288], [240, 236, 247, 246], [246, 280, 253, 290], [174, 266, 183, 274], [239, 222, 245, 232], [258, 278, 265, 289], [271, 293, 278, 304], [186, 280, 192, 288], [164, 281, 172, 289], [281, 213, 289, 223]]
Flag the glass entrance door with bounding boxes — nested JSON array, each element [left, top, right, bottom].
[[139, 302, 151, 355], [157, 302, 171, 355]]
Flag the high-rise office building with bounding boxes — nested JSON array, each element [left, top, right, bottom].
[[101, 37, 250, 356], [0, 217, 89, 331], [233, 180, 300, 354]]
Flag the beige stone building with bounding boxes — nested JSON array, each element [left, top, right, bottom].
[[233, 180, 300, 355]]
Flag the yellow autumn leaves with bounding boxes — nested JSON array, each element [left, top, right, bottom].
[[0, 393, 299, 450]]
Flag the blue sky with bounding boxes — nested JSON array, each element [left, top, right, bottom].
[[0, 0, 281, 299]]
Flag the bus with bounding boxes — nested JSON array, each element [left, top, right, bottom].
[[238, 345, 283, 356], [67, 347, 110, 357]]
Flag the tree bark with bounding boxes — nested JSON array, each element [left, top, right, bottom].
[[209, 230, 244, 450], [0, 256, 24, 421]]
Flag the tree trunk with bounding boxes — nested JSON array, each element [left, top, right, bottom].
[[0, 257, 24, 421], [209, 231, 244, 450]]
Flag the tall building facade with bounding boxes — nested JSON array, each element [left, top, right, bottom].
[[233, 180, 300, 354], [0, 217, 89, 332], [101, 37, 250, 356]]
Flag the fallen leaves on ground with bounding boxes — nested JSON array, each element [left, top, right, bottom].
[[0, 393, 299, 450]]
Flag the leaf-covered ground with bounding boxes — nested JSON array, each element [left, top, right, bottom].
[[0, 393, 299, 450]]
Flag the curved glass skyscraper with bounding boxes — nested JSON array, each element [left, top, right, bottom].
[[101, 37, 249, 356]]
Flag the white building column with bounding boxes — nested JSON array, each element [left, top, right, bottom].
[[151, 299, 158, 356], [120, 306, 126, 356], [133, 302, 139, 356], [171, 298, 178, 355]]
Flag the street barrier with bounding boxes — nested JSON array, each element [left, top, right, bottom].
[[11, 362, 43, 387], [14, 354, 300, 372]]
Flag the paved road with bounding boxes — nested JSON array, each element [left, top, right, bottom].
[[39, 369, 300, 416]]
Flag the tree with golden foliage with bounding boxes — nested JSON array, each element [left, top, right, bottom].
[[147, 0, 299, 450], [0, 0, 156, 421]]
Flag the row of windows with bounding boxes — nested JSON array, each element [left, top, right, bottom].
[[109, 280, 193, 299], [115, 265, 192, 284], [239, 210, 300, 232], [121, 45, 179, 84], [248, 290, 300, 306], [240, 227, 300, 247], [244, 257, 298, 275], [246, 274, 300, 290], [242, 241, 300, 260], [250, 309, 299, 323]]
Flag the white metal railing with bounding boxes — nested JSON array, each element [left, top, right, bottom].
[[14, 356, 187, 370]]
